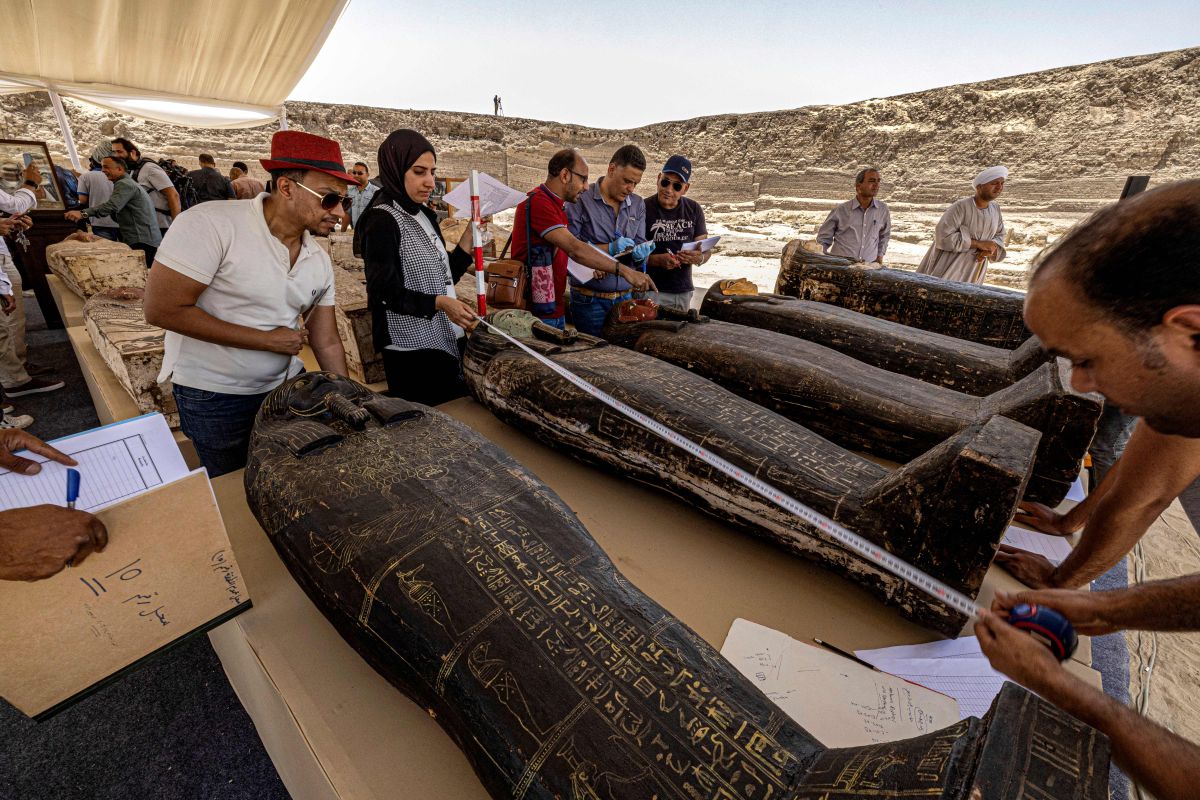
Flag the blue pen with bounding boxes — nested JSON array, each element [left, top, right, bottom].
[[66, 468, 81, 510]]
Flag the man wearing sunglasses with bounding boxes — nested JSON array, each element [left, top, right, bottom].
[[340, 161, 379, 231], [144, 130, 351, 478], [644, 155, 709, 311]]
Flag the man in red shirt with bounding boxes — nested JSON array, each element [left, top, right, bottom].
[[512, 149, 653, 329]]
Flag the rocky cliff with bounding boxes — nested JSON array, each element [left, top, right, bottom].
[[3, 46, 1196, 286]]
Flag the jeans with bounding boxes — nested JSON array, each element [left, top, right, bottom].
[[537, 315, 566, 330], [92, 227, 121, 242], [174, 383, 271, 478], [570, 292, 631, 336], [652, 290, 694, 312]]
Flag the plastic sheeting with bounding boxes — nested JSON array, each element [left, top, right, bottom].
[[0, 0, 348, 128]]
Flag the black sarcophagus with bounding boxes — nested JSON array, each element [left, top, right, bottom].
[[463, 316, 1037, 635], [774, 245, 1031, 349], [245, 373, 1109, 799], [602, 301, 1099, 506], [701, 279, 1052, 395]]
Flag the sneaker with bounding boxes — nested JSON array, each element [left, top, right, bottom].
[[0, 413, 34, 430], [1, 404, 12, 414], [4, 377, 65, 397], [24, 362, 54, 377], [21, 289, 34, 298]]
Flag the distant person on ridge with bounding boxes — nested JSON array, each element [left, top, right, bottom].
[[916, 166, 1008, 284], [816, 167, 891, 264], [229, 162, 265, 200], [566, 144, 657, 334], [188, 154, 236, 204], [643, 155, 710, 311]]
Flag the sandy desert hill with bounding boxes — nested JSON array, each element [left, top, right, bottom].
[[2, 46, 1197, 286]]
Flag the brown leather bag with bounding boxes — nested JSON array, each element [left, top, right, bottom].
[[484, 202, 530, 310]]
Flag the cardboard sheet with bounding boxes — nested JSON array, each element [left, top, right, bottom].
[[0, 471, 250, 718], [207, 396, 1100, 800]]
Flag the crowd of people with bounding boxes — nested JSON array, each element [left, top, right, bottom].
[[1, 122, 1198, 797]]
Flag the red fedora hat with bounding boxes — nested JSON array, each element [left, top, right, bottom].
[[260, 130, 357, 183]]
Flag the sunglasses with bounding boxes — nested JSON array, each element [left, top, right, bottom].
[[659, 178, 684, 191], [294, 180, 352, 211]]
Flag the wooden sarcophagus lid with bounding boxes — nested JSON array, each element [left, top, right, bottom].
[[244, 372, 1109, 800], [774, 245, 1031, 349], [81, 288, 177, 427], [701, 279, 1052, 395], [45, 237, 147, 299], [464, 313, 1037, 636], [602, 301, 1099, 506]]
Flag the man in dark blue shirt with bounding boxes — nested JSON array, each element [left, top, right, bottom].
[[644, 155, 709, 311]]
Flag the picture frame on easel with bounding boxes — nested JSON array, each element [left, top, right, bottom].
[[0, 138, 66, 211]]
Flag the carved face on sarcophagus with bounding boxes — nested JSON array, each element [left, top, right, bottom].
[[462, 314, 1037, 635], [601, 299, 1099, 506], [774, 246, 1031, 349], [245, 373, 1109, 799]]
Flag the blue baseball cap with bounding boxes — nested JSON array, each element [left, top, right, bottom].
[[661, 155, 692, 184]]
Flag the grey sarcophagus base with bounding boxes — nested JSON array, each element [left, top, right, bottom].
[[602, 305, 1099, 506], [463, 326, 1037, 636], [244, 373, 1109, 800], [774, 246, 1031, 349], [701, 279, 1053, 396]]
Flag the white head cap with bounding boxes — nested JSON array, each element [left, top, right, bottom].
[[973, 166, 1009, 187]]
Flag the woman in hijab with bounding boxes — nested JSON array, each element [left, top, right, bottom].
[[356, 130, 479, 405]]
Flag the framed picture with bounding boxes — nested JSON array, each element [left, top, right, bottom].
[[0, 139, 65, 211]]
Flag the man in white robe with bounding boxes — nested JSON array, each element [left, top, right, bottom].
[[916, 166, 1008, 284]]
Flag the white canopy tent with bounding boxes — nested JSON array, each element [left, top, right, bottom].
[[0, 0, 349, 168]]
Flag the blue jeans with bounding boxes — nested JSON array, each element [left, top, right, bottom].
[[92, 227, 121, 242], [1090, 402, 1137, 486], [570, 292, 631, 336], [537, 315, 565, 330], [174, 384, 271, 478]]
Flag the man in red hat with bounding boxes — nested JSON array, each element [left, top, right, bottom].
[[144, 130, 353, 477]]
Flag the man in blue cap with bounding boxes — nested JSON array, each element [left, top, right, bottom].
[[644, 155, 709, 311]]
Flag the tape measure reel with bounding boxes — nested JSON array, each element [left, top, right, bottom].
[[1006, 603, 1079, 661]]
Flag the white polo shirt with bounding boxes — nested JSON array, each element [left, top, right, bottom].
[[155, 193, 335, 394]]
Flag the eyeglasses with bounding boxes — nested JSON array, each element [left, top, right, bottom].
[[659, 178, 684, 191], [570, 169, 589, 183], [293, 180, 352, 211], [350, 170, 367, 176]]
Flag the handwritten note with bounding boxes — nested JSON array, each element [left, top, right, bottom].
[[853, 657, 1006, 720], [720, 619, 959, 747], [1001, 525, 1073, 566]]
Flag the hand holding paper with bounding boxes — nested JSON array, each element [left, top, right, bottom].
[[442, 172, 527, 218]]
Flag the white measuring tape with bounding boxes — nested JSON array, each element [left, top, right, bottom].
[[475, 318, 983, 622]]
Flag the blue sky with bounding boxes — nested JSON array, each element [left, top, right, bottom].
[[290, 0, 1200, 129]]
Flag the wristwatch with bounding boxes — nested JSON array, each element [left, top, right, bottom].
[[23, 179, 39, 188]]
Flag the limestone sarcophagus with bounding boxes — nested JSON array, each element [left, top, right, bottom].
[[82, 289, 177, 427], [45, 238, 147, 299], [701, 279, 1052, 395], [330, 264, 384, 385], [775, 245, 1030, 349], [603, 302, 1098, 505], [244, 372, 1109, 800], [464, 316, 1038, 635]]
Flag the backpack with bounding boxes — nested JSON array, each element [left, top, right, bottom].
[[154, 159, 199, 211]]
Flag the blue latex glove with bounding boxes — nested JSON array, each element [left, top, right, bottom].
[[608, 236, 636, 256], [631, 241, 655, 263]]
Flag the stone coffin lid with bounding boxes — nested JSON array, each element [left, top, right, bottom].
[[45, 238, 147, 298]]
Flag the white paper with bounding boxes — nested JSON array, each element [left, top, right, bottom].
[[566, 243, 613, 284], [1066, 475, 1086, 502], [1001, 525, 1073, 566], [721, 619, 960, 747], [680, 235, 721, 253], [857, 636, 984, 664], [0, 414, 190, 513], [443, 172, 527, 218], [860, 657, 1007, 719]]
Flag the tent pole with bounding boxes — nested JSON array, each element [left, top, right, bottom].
[[279, 105, 289, 131], [46, 88, 82, 171]]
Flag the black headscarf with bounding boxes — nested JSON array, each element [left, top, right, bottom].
[[354, 129, 438, 256]]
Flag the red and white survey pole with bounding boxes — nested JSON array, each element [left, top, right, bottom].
[[470, 170, 486, 316]]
